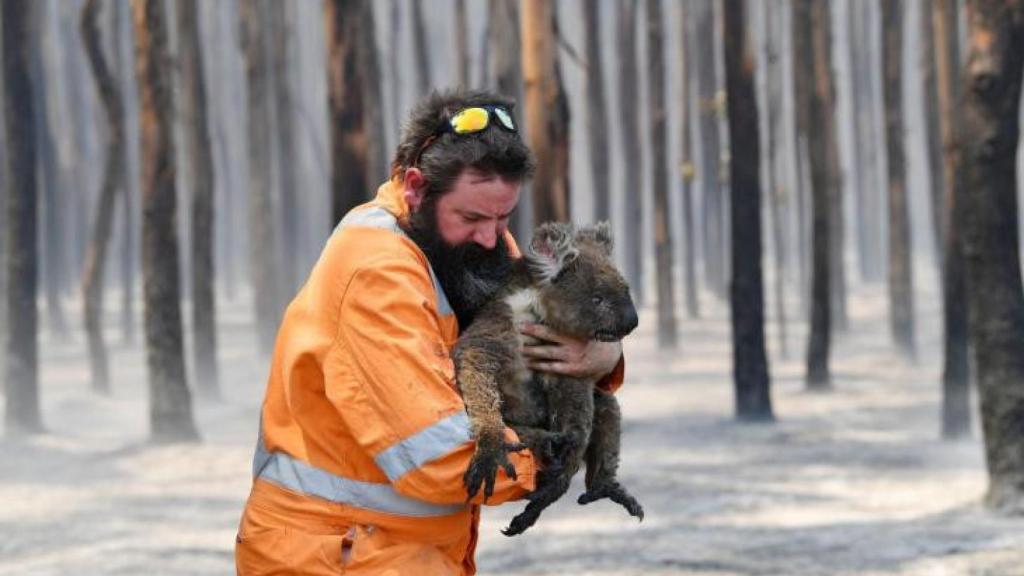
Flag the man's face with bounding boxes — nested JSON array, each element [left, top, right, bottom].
[[431, 169, 520, 250], [403, 168, 521, 328]]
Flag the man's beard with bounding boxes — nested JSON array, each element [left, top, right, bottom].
[[403, 196, 513, 329]]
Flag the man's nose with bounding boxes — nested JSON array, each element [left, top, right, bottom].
[[474, 225, 498, 250]]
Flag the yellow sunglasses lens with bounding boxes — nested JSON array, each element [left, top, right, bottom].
[[451, 108, 490, 134]]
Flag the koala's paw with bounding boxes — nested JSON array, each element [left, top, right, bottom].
[[464, 436, 528, 503], [502, 506, 541, 537], [577, 481, 645, 521]]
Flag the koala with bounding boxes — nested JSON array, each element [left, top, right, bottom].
[[453, 221, 643, 536]]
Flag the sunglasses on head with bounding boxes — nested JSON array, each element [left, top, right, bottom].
[[410, 105, 518, 168]]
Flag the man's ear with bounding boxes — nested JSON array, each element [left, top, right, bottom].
[[402, 168, 427, 211], [527, 222, 578, 283]]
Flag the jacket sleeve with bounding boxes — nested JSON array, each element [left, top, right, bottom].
[[596, 355, 626, 394], [324, 255, 536, 506]]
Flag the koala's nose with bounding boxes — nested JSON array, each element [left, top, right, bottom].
[[621, 301, 639, 334]]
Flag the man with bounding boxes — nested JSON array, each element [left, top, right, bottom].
[[235, 90, 625, 575]]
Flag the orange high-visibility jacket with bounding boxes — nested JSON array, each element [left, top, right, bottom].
[[236, 180, 625, 575]]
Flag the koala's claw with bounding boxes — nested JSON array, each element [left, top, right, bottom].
[[464, 441, 528, 503], [577, 481, 645, 521]]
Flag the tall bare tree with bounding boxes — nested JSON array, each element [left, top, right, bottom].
[[882, 0, 916, 358], [646, 0, 677, 348], [178, 0, 218, 400], [455, 0, 469, 87], [850, 0, 884, 282], [960, 0, 1024, 513], [616, 0, 643, 301], [932, 0, 970, 439], [764, 0, 787, 357], [679, 0, 699, 318], [241, 0, 279, 356], [725, 0, 773, 419], [410, 0, 431, 95], [921, 0, 946, 262], [487, 0, 526, 236], [113, 0, 136, 344], [3, 0, 43, 436], [133, 0, 199, 442], [270, 2, 301, 293], [584, 0, 611, 223], [795, 0, 833, 390], [522, 0, 571, 224], [325, 0, 375, 224], [80, 0, 124, 395], [696, 0, 725, 298]]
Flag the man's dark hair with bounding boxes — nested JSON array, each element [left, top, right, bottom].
[[391, 89, 536, 195]]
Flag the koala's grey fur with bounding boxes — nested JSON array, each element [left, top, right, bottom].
[[453, 222, 643, 536]]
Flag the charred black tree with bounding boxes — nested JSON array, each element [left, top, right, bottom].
[[487, 0, 526, 236], [80, 0, 124, 395], [326, 0, 374, 223], [132, 0, 199, 443], [960, 0, 1024, 513], [724, 0, 773, 420], [3, 0, 43, 436], [647, 0, 677, 349], [584, 0, 611, 223], [696, 0, 726, 299], [881, 0, 916, 358], [240, 0, 279, 357], [795, 0, 832, 390], [615, 0, 643, 303], [921, 0, 946, 264], [932, 0, 971, 440], [178, 0, 219, 400], [679, 0, 699, 319], [522, 0, 571, 224]]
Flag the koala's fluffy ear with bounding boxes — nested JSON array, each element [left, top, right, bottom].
[[528, 222, 578, 283], [575, 221, 614, 257]]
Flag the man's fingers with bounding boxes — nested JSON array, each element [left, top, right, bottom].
[[520, 344, 564, 360], [519, 322, 572, 344], [528, 360, 572, 375]]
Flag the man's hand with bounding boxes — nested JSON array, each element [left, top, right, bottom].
[[519, 323, 622, 380]]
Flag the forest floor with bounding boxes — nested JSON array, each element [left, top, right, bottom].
[[1, 279, 1023, 575]]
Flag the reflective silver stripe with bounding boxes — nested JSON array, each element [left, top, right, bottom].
[[253, 435, 466, 518], [374, 411, 472, 482], [337, 205, 454, 317]]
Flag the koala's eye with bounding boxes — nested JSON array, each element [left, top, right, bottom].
[[592, 296, 604, 306]]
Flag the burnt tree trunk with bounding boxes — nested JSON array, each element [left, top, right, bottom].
[[817, 0, 846, 333], [455, 0, 469, 87], [410, 0, 431, 95], [132, 0, 199, 443], [882, 0, 916, 358], [3, 0, 43, 436], [271, 2, 300, 293], [795, 0, 832, 390], [680, 0, 699, 319], [764, 0, 787, 358], [933, 0, 971, 440], [584, 0, 611, 223], [696, 0, 725, 299], [178, 0, 219, 400], [960, 0, 1024, 513], [921, 0, 946, 264], [616, 0, 643, 302], [114, 0, 136, 345], [647, 0, 677, 349], [522, 0, 571, 224], [240, 0, 279, 356], [487, 0, 526, 235], [725, 0, 772, 420], [80, 0, 124, 395], [325, 0, 370, 223], [851, 0, 884, 282]]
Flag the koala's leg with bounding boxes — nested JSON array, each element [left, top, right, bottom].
[[503, 377, 593, 535], [577, 389, 644, 520], [454, 322, 525, 502], [509, 424, 578, 470]]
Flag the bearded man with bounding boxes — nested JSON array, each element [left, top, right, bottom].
[[235, 90, 625, 575]]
